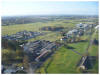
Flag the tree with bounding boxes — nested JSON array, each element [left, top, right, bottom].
[[2, 49, 16, 65], [2, 38, 9, 49]]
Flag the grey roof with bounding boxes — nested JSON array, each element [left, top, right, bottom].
[[23, 40, 56, 53], [95, 25, 99, 29], [76, 23, 83, 27], [2, 31, 44, 41], [22, 40, 57, 61]]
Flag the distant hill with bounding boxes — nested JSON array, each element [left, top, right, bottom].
[[2, 15, 98, 26]]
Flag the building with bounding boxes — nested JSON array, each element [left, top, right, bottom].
[[76, 23, 83, 28], [2, 30, 44, 41], [22, 40, 58, 62], [95, 25, 99, 30]]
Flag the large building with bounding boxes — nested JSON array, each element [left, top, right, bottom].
[[22, 40, 59, 62]]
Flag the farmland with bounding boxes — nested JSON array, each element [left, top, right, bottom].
[[2, 15, 99, 74]]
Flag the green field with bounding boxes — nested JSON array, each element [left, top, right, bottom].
[[2, 17, 98, 73], [2, 20, 76, 42], [35, 30, 98, 74], [2, 20, 76, 35], [36, 41, 89, 73]]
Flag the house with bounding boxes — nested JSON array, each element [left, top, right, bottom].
[[95, 25, 99, 30], [71, 29, 79, 35], [83, 24, 89, 31], [60, 29, 79, 42], [76, 23, 90, 32], [76, 23, 83, 28], [2, 30, 45, 41], [22, 40, 58, 62], [65, 29, 78, 39], [66, 30, 73, 38]]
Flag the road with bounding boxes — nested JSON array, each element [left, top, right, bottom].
[[85, 29, 97, 54]]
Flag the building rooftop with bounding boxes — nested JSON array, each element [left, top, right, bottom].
[[2, 31, 44, 41], [22, 40, 58, 62]]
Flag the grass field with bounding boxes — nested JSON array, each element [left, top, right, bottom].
[[2, 20, 76, 35], [35, 29, 99, 74], [28, 32, 62, 42], [36, 41, 89, 73], [2, 18, 98, 73], [88, 30, 98, 56], [2, 20, 76, 42], [87, 30, 99, 73]]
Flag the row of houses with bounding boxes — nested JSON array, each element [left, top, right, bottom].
[[22, 40, 60, 62], [61, 23, 97, 42], [2, 30, 45, 41]]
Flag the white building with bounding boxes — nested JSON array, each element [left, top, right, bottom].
[[95, 25, 99, 30]]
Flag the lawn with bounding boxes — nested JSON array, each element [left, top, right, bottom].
[[2, 20, 76, 35], [28, 32, 62, 42], [36, 41, 89, 74]]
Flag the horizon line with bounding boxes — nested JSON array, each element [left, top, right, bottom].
[[2, 14, 99, 17]]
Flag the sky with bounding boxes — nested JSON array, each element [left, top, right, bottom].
[[1, 0, 99, 16]]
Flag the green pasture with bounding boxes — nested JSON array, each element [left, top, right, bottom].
[[2, 20, 76, 35], [36, 41, 89, 74]]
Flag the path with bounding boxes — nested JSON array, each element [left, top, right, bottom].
[[70, 49, 82, 56]]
